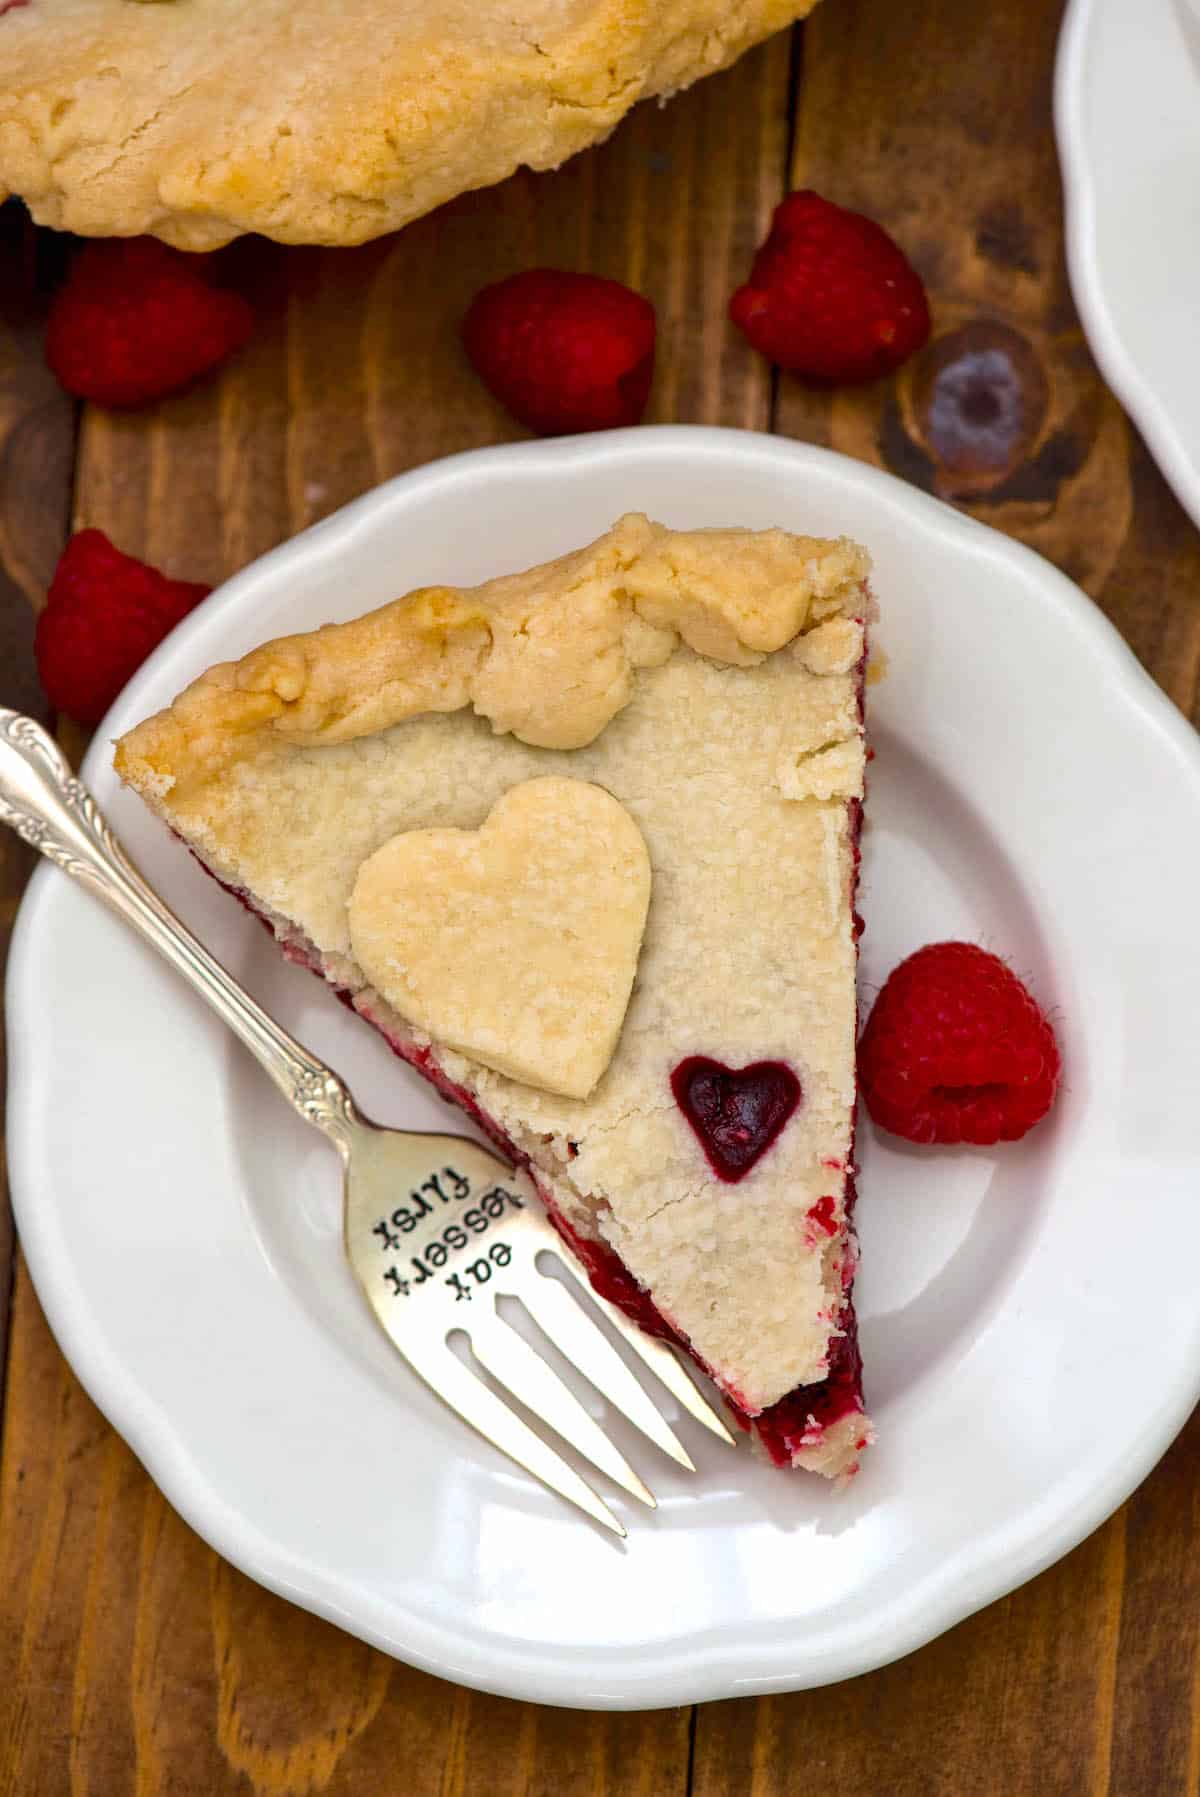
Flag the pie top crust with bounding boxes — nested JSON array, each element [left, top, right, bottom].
[[349, 775, 653, 1100], [0, 0, 818, 249], [115, 514, 870, 1414], [116, 512, 868, 791]]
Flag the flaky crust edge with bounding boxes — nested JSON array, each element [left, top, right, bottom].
[[1, 0, 819, 247], [114, 511, 870, 805]]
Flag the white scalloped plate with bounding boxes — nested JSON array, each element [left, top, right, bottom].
[[1057, 0, 1200, 524], [9, 428, 1200, 1708]]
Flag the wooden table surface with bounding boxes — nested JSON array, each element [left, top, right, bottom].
[[3, 0, 1199, 1791]]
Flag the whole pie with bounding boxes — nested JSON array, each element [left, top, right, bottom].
[[1, 0, 819, 249], [115, 513, 874, 1478]]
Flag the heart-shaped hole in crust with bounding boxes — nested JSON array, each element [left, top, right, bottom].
[[348, 777, 651, 1100], [670, 1056, 802, 1182]]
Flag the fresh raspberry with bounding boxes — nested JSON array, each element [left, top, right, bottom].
[[45, 237, 255, 408], [730, 190, 930, 384], [858, 942, 1060, 1146], [35, 530, 210, 724], [462, 269, 655, 435]]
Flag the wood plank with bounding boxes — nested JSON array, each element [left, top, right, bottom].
[[692, 0, 1200, 1791], [775, 0, 1199, 725], [0, 37, 790, 1793], [1107, 1406, 1200, 1797], [0, 206, 76, 1409], [73, 33, 788, 564], [0, 1272, 692, 1797], [693, 1508, 1133, 1797]]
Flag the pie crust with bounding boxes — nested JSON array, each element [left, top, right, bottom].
[[1, 0, 820, 249], [116, 512, 873, 1476], [349, 775, 652, 1099]]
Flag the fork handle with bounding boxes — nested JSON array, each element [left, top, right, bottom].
[[0, 710, 361, 1153]]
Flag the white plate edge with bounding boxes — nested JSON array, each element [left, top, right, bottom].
[[7, 425, 1200, 1708], [1054, 0, 1200, 529]]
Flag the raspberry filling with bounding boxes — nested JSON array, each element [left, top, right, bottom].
[[546, 1198, 865, 1466], [806, 1193, 838, 1236], [745, 1299, 865, 1464], [670, 1056, 801, 1182]]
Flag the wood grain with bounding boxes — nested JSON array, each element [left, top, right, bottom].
[[691, 0, 1200, 1789], [0, 39, 788, 1796], [4, 0, 1200, 1788], [692, 1507, 1132, 1797], [777, 0, 1200, 728], [0, 206, 75, 1407], [72, 34, 790, 566], [0, 1276, 693, 1797]]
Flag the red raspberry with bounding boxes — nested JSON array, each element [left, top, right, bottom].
[[730, 190, 930, 384], [858, 942, 1060, 1146], [45, 238, 255, 408], [462, 270, 655, 435], [35, 530, 210, 724]]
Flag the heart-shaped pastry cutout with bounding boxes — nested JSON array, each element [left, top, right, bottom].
[[670, 1056, 802, 1182], [349, 778, 651, 1099]]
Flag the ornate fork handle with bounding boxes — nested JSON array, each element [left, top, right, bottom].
[[0, 709, 361, 1153]]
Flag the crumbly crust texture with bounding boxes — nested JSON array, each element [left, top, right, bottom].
[[116, 512, 868, 794], [0, 0, 819, 249], [349, 777, 651, 1099], [116, 515, 869, 1418]]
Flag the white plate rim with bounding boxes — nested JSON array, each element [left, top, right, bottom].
[[1055, 0, 1200, 526], [7, 425, 1200, 1709]]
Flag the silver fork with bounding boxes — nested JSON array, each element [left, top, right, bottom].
[[0, 711, 734, 1536]]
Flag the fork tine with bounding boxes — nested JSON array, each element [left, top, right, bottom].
[[470, 1313, 657, 1508], [396, 1330, 627, 1537], [518, 1273, 697, 1471], [554, 1251, 738, 1446]]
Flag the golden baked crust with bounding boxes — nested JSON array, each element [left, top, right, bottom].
[[115, 511, 870, 799], [349, 776, 652, 1099], [114, 514, 871, 1469], [0, 0, 820, 249]]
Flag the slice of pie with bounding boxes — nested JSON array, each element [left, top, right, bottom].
[[0, 1, 821, 250], [114, 513, 874, 1479]]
